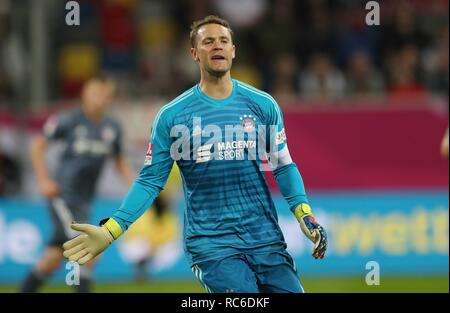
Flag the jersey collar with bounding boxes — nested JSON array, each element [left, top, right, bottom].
[[194, 79, 237, 105]]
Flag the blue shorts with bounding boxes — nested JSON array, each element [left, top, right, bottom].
[[191, 250, 304, 293]]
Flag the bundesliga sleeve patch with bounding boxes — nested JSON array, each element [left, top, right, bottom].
[[144, 143, 153, 165], [275, 128, 286, 145]]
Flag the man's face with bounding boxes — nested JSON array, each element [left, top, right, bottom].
[[191, 23, 235, 77], [81, 79, 116, 116]]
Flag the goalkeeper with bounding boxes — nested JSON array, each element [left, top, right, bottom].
[[63, 15, 327, 293]]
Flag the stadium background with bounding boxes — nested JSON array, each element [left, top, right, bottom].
[[0, 0, 448, 292]]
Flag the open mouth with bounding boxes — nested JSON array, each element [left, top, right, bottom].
[[211, 55, 226, 61]]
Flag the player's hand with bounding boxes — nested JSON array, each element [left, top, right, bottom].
[[295, 204, 328, 259], [62, 223, 113, 265], [39, 178, 60, 198]]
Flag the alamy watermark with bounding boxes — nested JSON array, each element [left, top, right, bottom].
[[65, 1, 379, 27], [365, 261, 380, 286], [145, 117, 288, 171], [65, 261, 80, 286], [365, 1, 380, 26], [65, 1, 80, 26]]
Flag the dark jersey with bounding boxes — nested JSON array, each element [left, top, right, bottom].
[[43, 108, 122, 208]]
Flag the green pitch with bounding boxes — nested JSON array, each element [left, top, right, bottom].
[[0, 276, 448, 293]]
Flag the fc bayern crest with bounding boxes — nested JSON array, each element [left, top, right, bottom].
[[240, 114, 257, 132]]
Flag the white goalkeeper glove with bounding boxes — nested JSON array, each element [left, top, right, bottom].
[[62, 218, 122, 265], [294, 203, 328, 259]]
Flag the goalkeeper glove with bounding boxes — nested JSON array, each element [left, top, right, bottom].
[[294, 203, 328, 259], [62, 218, 122, 265]]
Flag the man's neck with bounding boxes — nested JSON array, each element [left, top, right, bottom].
[[81, 105, 103, 124], [199, 72, 233, 99]]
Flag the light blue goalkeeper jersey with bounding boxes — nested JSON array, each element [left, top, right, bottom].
[[112, 79, 309, 265]]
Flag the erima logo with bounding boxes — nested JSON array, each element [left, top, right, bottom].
[[196, 144, 213, 163]]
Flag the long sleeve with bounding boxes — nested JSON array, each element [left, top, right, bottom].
[[273, 162, 309, 212], [262, 94, 309, 213], [111, 108, 174, 231]]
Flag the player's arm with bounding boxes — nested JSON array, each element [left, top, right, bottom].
[[32, 114, 69, 198], [63, 109, 175, 265], [264, 96, 327, 259], [31, 135, 59, 198]]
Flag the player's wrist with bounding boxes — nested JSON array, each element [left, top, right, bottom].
[[100, 225, 114, 244], [294, 203, 313, 221], [99, 217, 123, 240]]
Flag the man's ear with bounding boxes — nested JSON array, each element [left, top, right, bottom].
[[190, 47, 199, 62], [232, 45, 236, 60]]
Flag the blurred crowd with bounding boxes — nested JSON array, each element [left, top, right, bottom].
[[0, 0, 449, 107], [0, 0, 448, 198]]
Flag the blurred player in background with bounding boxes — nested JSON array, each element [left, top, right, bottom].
[[0, 148, 21, 196], [19, 74, 135, 293], [441, 127, 449, 159], [62, 16, 328, 293]]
